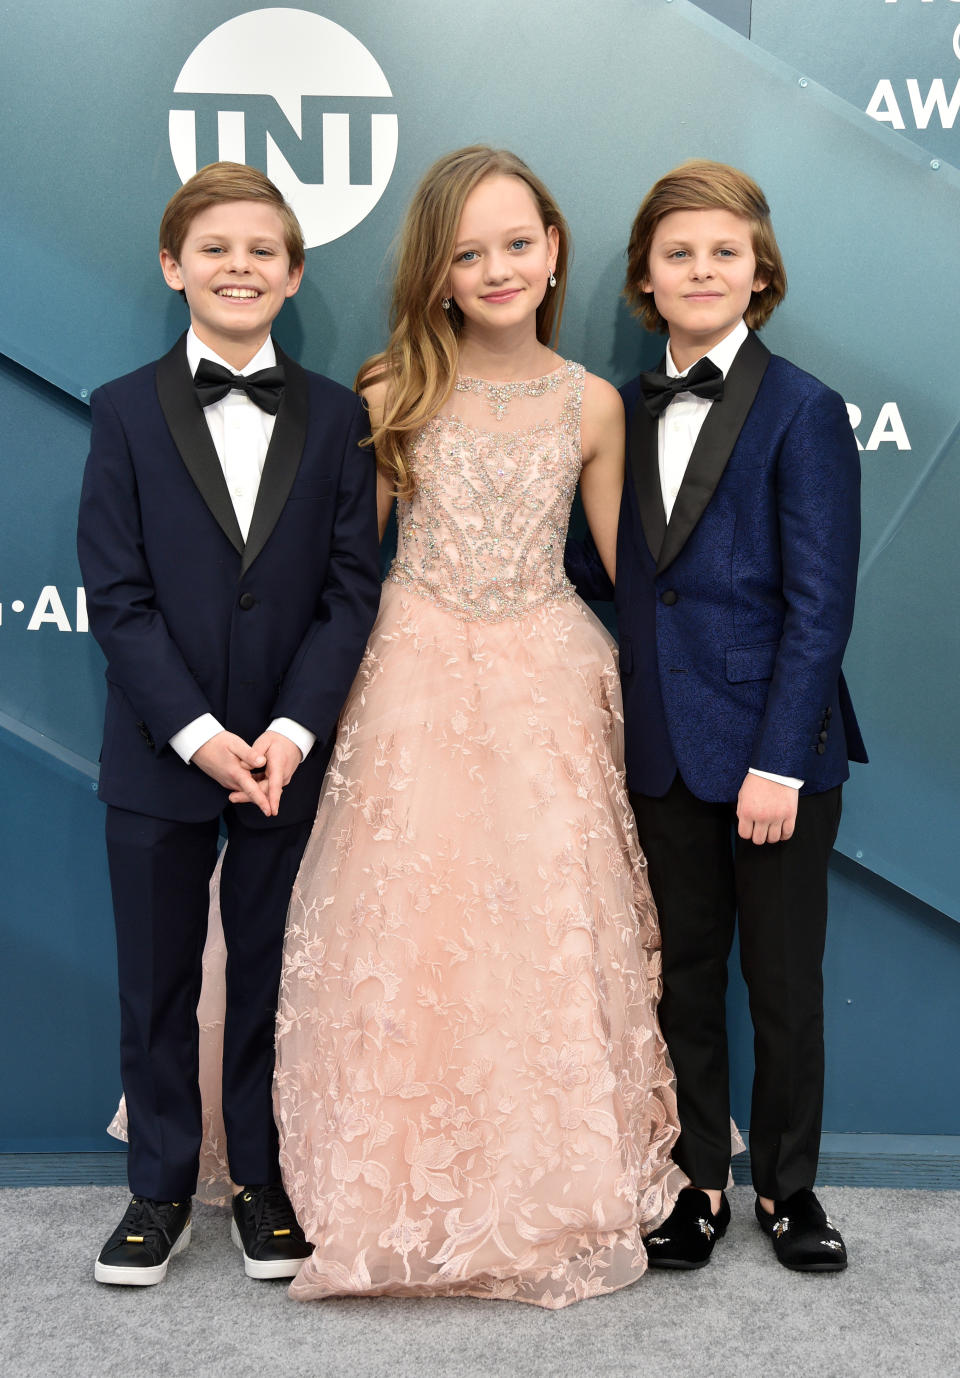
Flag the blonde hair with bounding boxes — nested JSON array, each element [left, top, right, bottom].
[[624, 159, 786, 332], [159, 162, 305, 270], [356, 146, 570, 496]]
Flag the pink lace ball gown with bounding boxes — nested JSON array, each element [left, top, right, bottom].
[[272, 362, 685, 1306]]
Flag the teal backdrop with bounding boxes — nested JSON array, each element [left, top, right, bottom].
[[2, 1, 958, 1173]]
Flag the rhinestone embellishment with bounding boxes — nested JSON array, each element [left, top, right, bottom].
[[698, 1218, 715, 1239], [455, 366, 564, 421], [389, 361, 584, 624], [773, 1217, 790, 1238]]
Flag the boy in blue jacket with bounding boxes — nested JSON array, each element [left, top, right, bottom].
[[569, 160, 865, 1272]]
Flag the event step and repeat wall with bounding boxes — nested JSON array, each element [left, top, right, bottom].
[[2, 0, 958, 1155]]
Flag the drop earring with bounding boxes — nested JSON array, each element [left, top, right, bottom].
[[442, 297, 451, 310], [548, 271, 557, 288]]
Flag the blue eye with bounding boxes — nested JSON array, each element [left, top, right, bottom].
[[510, 239, 529, 251], [668, 250, 688, 260], [457, 249, 479, 263]]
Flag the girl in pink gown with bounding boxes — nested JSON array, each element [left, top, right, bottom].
[[270, 148, 685, 1307]]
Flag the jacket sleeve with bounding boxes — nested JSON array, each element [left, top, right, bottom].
[[750, 385, 861, 777], [269, 397, 381, 744], [77, 385, 213, 751], [564, 530, 615, 601]]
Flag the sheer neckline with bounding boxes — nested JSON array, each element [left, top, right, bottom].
[[455, 361, 566, 389], [454, 362, 568, 422]]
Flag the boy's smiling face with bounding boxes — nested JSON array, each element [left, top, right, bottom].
[[641, 207, 768, 368], [160, 200, 303, 369]]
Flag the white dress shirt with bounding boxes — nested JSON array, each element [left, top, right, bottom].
[[660, 319, 802, 791], [168, 328, 315, 767]]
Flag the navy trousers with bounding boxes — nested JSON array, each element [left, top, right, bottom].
[[105, 804, 313, 1199]]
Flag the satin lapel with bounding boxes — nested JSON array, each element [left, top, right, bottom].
[[240, 343, 308, 576], [656, 331, 770, 575], [155, 335, 244, 556], [628, 360, 667, 563]]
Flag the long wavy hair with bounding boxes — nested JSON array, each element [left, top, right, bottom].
[[356, 146, 570, 497]]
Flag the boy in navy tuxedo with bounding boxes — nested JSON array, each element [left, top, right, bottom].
[[568, 161, 866, 1272], [78, 164, 380, 1284]]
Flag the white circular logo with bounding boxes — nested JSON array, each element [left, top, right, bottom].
[[168, 8, 398, 249]]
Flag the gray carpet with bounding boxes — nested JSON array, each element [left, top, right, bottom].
[[2, 1186, 958, 1378]]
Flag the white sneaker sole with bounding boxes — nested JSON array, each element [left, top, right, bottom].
[[230, 1218, 308, 1279], [94, 1219, 191, 1286]]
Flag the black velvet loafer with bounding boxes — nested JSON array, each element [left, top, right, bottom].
[[756, 1189, 848, 1272], [231, 1183, 312, 1279], [95, 1195, 192, 1285], [643, 1188, 730, 1269]]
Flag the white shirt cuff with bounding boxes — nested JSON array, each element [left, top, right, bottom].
[[170, 714, 223, 764], [268, 717, 314, 762], [749, 767, 804, 790]]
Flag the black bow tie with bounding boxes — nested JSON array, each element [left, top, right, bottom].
[[193, 358, 285, 415], [638, 357, 724, 418]]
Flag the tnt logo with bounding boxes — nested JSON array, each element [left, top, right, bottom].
[[168, 9, 398, 248]]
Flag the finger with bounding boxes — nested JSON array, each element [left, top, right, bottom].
[[781, 818, 796, 842], [737, 815, 753, 841], [751, 822, 768, 846], [264, 756, 284, 816], [766, 820, 782, 845], [233, 769, 272, 816]]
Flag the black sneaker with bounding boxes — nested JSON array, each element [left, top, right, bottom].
[[95, 1196, 192, 1286], [231, 1183, 311, 1279]]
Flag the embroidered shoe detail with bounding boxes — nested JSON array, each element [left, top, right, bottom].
[[645, 1236, 670, 1246], [773, 1217, 790, 1238], [820, 1239, 844, 1251], [698, 1218, 715, 1239]]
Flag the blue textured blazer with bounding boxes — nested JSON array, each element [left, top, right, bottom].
[[567, 331, 867, 802], [77, 334, 381, 825]]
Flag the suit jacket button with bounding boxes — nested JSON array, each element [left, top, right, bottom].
[[816, 743, 826, 755], [238, 592, 256, 610], [661, 590, 678, 606], [825, 706, 833, 718], [819, 730, 829, 742]]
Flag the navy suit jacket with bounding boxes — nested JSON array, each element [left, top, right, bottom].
[[77, 334, 381, 825], [567, 331, 867, 802]]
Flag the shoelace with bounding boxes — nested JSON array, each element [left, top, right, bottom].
[[241, 1185, 298, 1243], [120, 1197, 183, 1251]]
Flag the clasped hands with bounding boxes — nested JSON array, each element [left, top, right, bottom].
[[191, 729, 303, 817]]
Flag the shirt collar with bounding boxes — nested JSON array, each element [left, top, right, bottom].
[[186, 326, 276, 378], [665, 317, 749, 380]]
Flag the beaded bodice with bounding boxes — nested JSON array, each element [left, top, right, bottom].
[[389, 359, 584, 622]]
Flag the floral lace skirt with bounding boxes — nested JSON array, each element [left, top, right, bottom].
[[274, 582, 685, 1307]]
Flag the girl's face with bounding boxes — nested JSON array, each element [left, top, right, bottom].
[[447, 175, 558, 336]]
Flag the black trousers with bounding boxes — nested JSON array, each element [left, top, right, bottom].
[[105, 804, 313, 1200], [630, 774, 842, 1198]]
